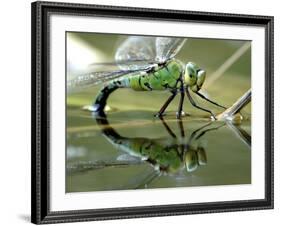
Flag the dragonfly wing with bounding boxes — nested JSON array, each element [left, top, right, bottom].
[[67, 69, 139, 92], [115, 36, 157, 70], [87, 59, 156, 71], [156, 37, 186, 62]]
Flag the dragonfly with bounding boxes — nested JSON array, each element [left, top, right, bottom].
[[68, 36, 226, 119]]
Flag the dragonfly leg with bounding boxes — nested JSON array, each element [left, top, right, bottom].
[[177, 118, 185, 137], [195, 91, 226, 109], [194, 123, 225, 140], [159, 117, 177, 138], [176, 81, 185, 119], [186, 88, 217, 120], [154, 90, 177, 117], [177, 118, 186, 159]]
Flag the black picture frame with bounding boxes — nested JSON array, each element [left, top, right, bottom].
[[31, 1, 274, 224]]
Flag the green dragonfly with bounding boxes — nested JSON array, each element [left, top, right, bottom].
[[68, 36, 226, 119]]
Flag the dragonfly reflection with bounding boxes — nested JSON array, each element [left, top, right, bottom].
[[95, 113, 225, 174]]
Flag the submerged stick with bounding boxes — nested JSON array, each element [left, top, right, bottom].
[[227, 123, 251, 148], [217, 89, 251, 121]]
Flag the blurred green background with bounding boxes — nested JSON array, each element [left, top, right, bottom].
[[66, 32, 251, 193]]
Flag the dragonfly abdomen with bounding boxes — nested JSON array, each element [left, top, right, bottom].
[[93, 81, 120, 112]]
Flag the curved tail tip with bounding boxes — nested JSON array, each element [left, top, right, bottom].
[[91, 104, 107, 118], [92, 104, 104, 112], [82, 104, 104, 112], [82, 104, 106, 118], [92, 110, 106, 119]]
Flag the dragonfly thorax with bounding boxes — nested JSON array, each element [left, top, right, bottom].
[[184, 62, 206, 92]]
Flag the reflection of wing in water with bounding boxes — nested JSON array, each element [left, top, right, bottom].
[[116, 154, 141, 162], [68, 36, 186, 92]]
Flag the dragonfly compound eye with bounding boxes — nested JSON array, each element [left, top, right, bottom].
[[196, 70, 206, 88], [184, 62, 197, 86], [184, 150, 199, 172]]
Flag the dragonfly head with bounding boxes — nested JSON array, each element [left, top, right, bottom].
[[184, 62, 206, 92]]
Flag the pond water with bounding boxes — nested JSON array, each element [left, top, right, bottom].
[[66, 86, 251, 192]]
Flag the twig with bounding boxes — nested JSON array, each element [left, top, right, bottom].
[[217, 89, 251, 121]]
